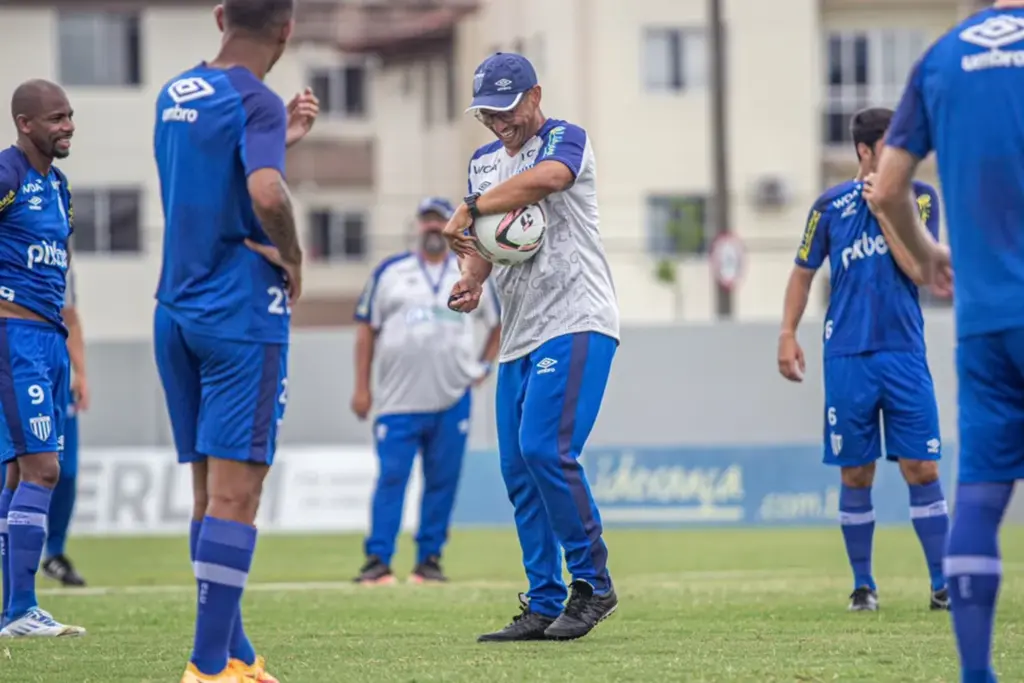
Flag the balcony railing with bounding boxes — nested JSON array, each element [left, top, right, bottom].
[[295, 0, 478, 55]]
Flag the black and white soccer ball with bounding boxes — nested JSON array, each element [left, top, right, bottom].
[[470, 204, 546, 266]]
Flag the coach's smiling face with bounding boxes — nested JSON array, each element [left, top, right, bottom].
[[476, 86, 545, 155]]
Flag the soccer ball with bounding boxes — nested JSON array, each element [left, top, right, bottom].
[[470, 204, 546, 266]]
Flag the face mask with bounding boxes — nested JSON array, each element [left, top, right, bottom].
[[421, 231, 447, 255]]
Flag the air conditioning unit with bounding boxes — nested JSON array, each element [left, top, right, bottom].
[[751, 176, 789, 209]]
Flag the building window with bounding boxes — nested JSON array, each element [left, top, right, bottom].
[[309, 66, 367, 117], [308, 210, 367, 262], [57, 12, 141, 87], [824, 30, 926, 145], [71, 189, 142, 253], [643, 28, 708, 93], [647, 196, 708, 255]]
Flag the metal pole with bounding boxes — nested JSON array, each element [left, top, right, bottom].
[[708, 0, 733, 319]]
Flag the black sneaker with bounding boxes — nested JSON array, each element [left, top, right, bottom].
[[409, 555, 447, 583], [544, 579, 618, 641], [41, 554, 86, 587], [478, 593, 556, 642], [848, 586, 879, 611], [353, 555, 396, 585], [930, 586, 950, 611]]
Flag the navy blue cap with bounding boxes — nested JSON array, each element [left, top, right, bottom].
[[417, 197, 454, 220], [467, 52, 538, 112]]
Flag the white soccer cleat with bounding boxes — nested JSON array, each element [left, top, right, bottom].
[[0, 608, 86, 637]]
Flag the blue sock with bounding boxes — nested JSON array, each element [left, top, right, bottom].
[[909, 480, 949, 591], [839, 484, 876, 591], [946, 481, 1011, 683], [190, 517, 256, 666], [6, 482, 52, 620], [0, 488, 12, 623], [190, 516, 257, 676], [45, 475, 76, 559]]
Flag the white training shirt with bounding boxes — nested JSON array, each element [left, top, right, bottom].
[[355, 251, 500, 417], [466, 118, 619, 362]]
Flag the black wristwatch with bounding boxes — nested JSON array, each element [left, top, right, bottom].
[[464, 192, 482, 218]]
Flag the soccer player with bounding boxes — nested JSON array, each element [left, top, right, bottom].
[[871, 3, 1024, 680], [778, 107, 950, 613], [152, 1, 316, 681], [0, 79, 84, 638], [351, 197, 501, 585], [443, 52, 620, 642], [41, 262, 88, 587]]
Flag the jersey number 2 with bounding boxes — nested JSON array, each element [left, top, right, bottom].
[[267, 286, 291, 315]]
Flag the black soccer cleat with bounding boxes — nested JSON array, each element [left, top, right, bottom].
[[41, 554, 87, 587], [543, 579, 618, 641], [353, 555, 396, 585], [409, 555, 448, 583], [477, 593, 556, 642], [848, 586, 879, 611], [930, 586, 951, 611]]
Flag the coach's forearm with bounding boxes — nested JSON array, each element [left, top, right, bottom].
[[474, 163, 568, 215], [781, 268, 814, 336], [354, 324, 375, 393], [63, 306, 86, 378], [459, 253, 493, 283]]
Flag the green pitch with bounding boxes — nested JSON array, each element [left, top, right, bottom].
[[3, 526, 1024, 682]]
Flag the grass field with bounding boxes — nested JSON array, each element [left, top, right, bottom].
[[1, 526, 1022, 682]]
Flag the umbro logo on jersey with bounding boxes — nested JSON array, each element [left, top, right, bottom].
[[927, 438, 940, 454], [27, 196, 42, 211], [168, 77, 215, 103], [536, 358, 557, 374], [961, 16, 1024, 71]]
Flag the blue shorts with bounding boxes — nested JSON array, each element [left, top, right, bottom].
[[957, 328, 1024, 483], [822, 350, 941, 467], [154, 305, 288, 465], [0, 319, 70, 464]]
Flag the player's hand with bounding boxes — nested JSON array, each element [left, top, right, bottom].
[[927, 242, 954, 298], [862, 173, 880, 215], [244, 239, 303, 304], [443, 204, 478, 258], [351, 388, 372, 421], [448, 276, 482, 314], [285, 88, 320, 148], [71, 373, 90, 412], [777, 331, 806, 382]]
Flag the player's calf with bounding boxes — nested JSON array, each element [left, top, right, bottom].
[[899, 458, 950, 608], [839, 465, 878, 608]]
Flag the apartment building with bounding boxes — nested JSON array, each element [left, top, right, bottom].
[[0, 0, 988, 339]]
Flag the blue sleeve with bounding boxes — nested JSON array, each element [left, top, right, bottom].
[[538, 123, 587, 178], [55, 169, 74, 236], [0, 159, 19, 218], [239, 86, 287, 177], [916, 183, 940, 240], [886, 58, 932, 159], [795, 203, 829, 269]]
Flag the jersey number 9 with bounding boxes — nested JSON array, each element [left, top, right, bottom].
[[267, 286, 291, 315], [28, 384, 45, 405]]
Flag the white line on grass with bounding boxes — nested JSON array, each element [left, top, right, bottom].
[[36, 568, 820, 598]]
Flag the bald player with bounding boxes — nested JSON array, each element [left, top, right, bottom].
[[152, 1, 316, 681], [0, 79, 83, 638]]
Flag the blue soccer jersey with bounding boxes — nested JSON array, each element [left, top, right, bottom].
[[153, 64, 290, 466], [154, 64, 290, 344], [888, 8, 1024, 341], [0, 146, 72, 333], [795, 179, 940, 357]]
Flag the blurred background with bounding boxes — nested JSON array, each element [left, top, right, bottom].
[[0, 0, 1004, 536]]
